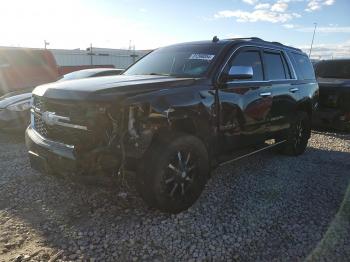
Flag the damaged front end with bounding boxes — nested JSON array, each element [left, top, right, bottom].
[[26, 95, 167, 176]]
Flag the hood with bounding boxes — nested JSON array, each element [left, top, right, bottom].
[[33, 75, 198, 101], [0, 91, 32, 109], [317, 77, 350, 89]]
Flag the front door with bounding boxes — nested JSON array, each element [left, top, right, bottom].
[[218, 47, 273, 152]]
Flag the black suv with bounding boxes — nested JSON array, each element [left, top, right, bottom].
[[313, 59, 350, 131], [26, 37, 318, 213]]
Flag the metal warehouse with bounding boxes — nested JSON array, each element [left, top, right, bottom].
[[51, 47, 151, 69]]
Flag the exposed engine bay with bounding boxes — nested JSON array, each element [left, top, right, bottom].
[[30, 95, 171, 175]]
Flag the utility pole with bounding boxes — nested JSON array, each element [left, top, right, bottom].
[[309, 23, 317, 58], [44, 40, 50, 49], [133, 44, 136, 63], [130, 42, 138, 63], [90, 43, 93, 65]]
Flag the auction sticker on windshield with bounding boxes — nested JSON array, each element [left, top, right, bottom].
[[189, 54, 215, 61]]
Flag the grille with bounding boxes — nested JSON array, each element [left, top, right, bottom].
[[33, 96, 46, 112], [32, 110, 87, 145], [33, 114, 48, 137], [31, 95, 100, 146], [33, 96, 88, 125]]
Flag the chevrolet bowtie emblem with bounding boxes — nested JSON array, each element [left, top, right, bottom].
[[40, 111, 88, 130], [41, 111, 70, 126]]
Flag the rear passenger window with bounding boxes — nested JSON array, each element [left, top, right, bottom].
[[229, 51, 264, 81], [264, 52, 287, 80], [292, 53, 315, 80]]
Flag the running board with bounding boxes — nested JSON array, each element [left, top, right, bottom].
[[219, 140, 287, 167]]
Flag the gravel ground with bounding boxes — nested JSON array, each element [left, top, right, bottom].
[[0, 131, 349, 262]]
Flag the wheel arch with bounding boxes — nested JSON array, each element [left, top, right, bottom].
[[150, 116, 213, 149], [296, 98, 313, 118]]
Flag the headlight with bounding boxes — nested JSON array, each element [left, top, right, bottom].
[[6, 99, 32, 112]]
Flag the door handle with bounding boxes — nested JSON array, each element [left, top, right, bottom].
[[199, 90, 215, 98], [260, 92, 272, 97], [289, 87, 299, 93]]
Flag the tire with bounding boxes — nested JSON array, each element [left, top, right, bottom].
[[277, 111, 311, 156], [136, 132, 210, 213]]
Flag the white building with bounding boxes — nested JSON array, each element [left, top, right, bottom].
[[51, 47, 151, 69]]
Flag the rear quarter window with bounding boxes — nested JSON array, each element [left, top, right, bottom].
[[291, 53, 315, 80]]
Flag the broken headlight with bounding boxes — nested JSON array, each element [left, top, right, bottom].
[[128, 104, 151, 138], [7, 99, 32, 112]]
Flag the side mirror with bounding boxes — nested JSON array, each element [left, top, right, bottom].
[[226, 66, 253, 81]]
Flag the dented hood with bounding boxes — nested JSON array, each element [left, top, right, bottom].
[[32, 75, 198, 101]]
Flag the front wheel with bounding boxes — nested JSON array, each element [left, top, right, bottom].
[[277, 111, 311, 156], [136, 133, 210, 213]]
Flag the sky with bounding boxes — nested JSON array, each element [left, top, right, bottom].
[[0, 0, 349, 59]]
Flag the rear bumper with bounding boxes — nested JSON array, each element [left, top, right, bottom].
[[0, 109, 30, 131], [313, 108, 350, 130], [25, 127, 78, 174]]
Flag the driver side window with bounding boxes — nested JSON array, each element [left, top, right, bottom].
[[228, 50, 264, 81]]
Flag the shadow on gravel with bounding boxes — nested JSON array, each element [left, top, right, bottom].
[[1, 132, 350, 261], [0, 169, 167, 260], [306, 182, 350, 261]]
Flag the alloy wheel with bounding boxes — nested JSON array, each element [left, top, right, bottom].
[[163, 150, 197, 199]]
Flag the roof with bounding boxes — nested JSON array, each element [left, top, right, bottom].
[[169, 37, 302, 53]]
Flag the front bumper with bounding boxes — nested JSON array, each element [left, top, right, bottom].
[[25, 127, 78, 175], [313, 108, 350, 131], [25, 126, 126, 176], [0, 109, 30, 131]]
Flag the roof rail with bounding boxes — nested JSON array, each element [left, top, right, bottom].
[[249, 37, 264, 41], [228, 37, 264, 41], [270, 41, 303, 52], [270, 41, 283, 46], [226, 37, 303, 52]]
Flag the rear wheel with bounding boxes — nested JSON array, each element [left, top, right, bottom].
[[136, 133, 210, 213], [277, 111, 311, 156]]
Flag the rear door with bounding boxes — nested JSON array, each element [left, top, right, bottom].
[[262, 49, 297, 132], [218, 47, 273, 151]]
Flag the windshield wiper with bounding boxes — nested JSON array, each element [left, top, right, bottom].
[[147, 73, 171, 76]]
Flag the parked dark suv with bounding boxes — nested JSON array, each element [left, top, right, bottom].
[[313, 59, 350, 131], [26, 37, 318, 213]]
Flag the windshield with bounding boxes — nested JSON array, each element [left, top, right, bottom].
[[124, 44, 224, 77], [316, 60, 350, 79]]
